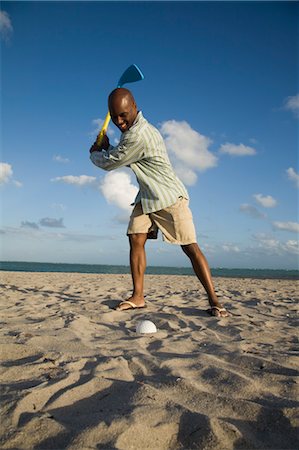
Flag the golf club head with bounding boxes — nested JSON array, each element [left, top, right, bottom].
[[117, 64, 144, 88]]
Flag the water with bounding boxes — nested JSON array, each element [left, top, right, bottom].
[[0, 261, 298, 279]]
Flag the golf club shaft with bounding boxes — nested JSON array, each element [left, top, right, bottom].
[[96, 111, 111, 146]]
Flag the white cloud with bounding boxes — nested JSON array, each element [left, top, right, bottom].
[[0, 162, 22, 187], [51, 175, 97, 186], [53, 155, 70, 163], [239, 204, 266, 219], [220, 142, 256, 156], [172, 166, 198, 186], [254, 194, 277, 208], [203, 235, 299, 264], [222, 243, 240, 253], [100, 171, 138, 212], [273, 221, 299, 233], [201, 243, 217, 255], [160, 120, 217, 186], [253, 234, 299, 256], [286, 167, 299, 188], [283, 94, 299, 117], [0, 162, 13, 184], [284, 240, 299, 255], [0, 10, 13, 42]]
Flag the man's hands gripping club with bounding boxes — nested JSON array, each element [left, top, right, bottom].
[[89, 134, 110, 154]]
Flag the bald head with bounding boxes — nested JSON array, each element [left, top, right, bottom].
[[108, 88, 138, 132], [108, 88, 135, 106]]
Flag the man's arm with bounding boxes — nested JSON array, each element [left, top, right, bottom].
[[89, 132, 143, 171]]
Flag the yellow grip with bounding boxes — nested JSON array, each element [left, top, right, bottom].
[[96, 111, 111, 145]]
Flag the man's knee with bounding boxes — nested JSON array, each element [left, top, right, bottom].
[[129, 233, 147, 248], [181, 242, 200, 258]]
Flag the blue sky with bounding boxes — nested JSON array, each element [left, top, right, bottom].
[[1, 1, 298, 269]]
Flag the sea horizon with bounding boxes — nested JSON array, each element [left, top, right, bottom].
[[0, 261, 298, 280]]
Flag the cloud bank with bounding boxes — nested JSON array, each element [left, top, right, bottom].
[[100, 171, 138, 212], [253, 234, 299, 256], [52, 175, 97, 187], [21, 218, 66, 229], [160, 120, 217, 185], [273, 221, 299, 233], [21, 221, 39, 230], [39, 218, 65, 228]]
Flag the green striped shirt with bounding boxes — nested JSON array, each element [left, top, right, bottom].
[[90, 111, 189, 214]]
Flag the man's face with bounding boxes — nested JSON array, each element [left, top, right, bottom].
[[109, 96, 138, 132]]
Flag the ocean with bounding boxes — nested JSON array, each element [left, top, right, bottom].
[[0, 261, 298, 280]]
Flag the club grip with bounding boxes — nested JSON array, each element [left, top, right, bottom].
[[96, 111, 111, 145]]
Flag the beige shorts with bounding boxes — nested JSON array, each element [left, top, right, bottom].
[[127, 197, 197, 245]]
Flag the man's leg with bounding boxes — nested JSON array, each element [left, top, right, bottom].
[[181, 243, 229, 317], [116, 233, 147, 310]]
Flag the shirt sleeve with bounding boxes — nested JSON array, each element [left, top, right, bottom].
[[90, 131, 144, 171]]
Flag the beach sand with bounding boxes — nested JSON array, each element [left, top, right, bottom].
[[0, 271, 298, 450]]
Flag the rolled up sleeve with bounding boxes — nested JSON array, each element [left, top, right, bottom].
[[90, 133, 144, 171]]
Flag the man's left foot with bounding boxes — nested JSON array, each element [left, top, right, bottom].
[[115, 300, 147, 311], [206, 306, 230, 317]]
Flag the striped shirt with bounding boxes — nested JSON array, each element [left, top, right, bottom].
[[90, 111, 189, 214]]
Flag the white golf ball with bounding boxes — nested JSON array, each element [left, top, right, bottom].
[[136, 320, 157, 334]]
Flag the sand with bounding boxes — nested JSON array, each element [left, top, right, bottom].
[[0, 271, 298, 450]]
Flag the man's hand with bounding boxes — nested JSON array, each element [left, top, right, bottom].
[[89, 134, 110, 153]]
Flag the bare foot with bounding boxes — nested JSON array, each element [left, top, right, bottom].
[[115, 296, 146, 311]]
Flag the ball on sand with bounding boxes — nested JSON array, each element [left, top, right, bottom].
[[136, 320, 157, 334]]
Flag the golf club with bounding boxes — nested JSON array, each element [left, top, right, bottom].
[[96, 64, 144, 146]]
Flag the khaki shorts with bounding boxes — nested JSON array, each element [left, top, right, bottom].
[[127, 197, 197, 245]]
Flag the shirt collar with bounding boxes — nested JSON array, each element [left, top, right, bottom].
[[130, 111, 143, 128], [122, 111, 144, 135]]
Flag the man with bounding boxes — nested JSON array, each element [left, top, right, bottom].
[[90, 88, 229, 317]]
